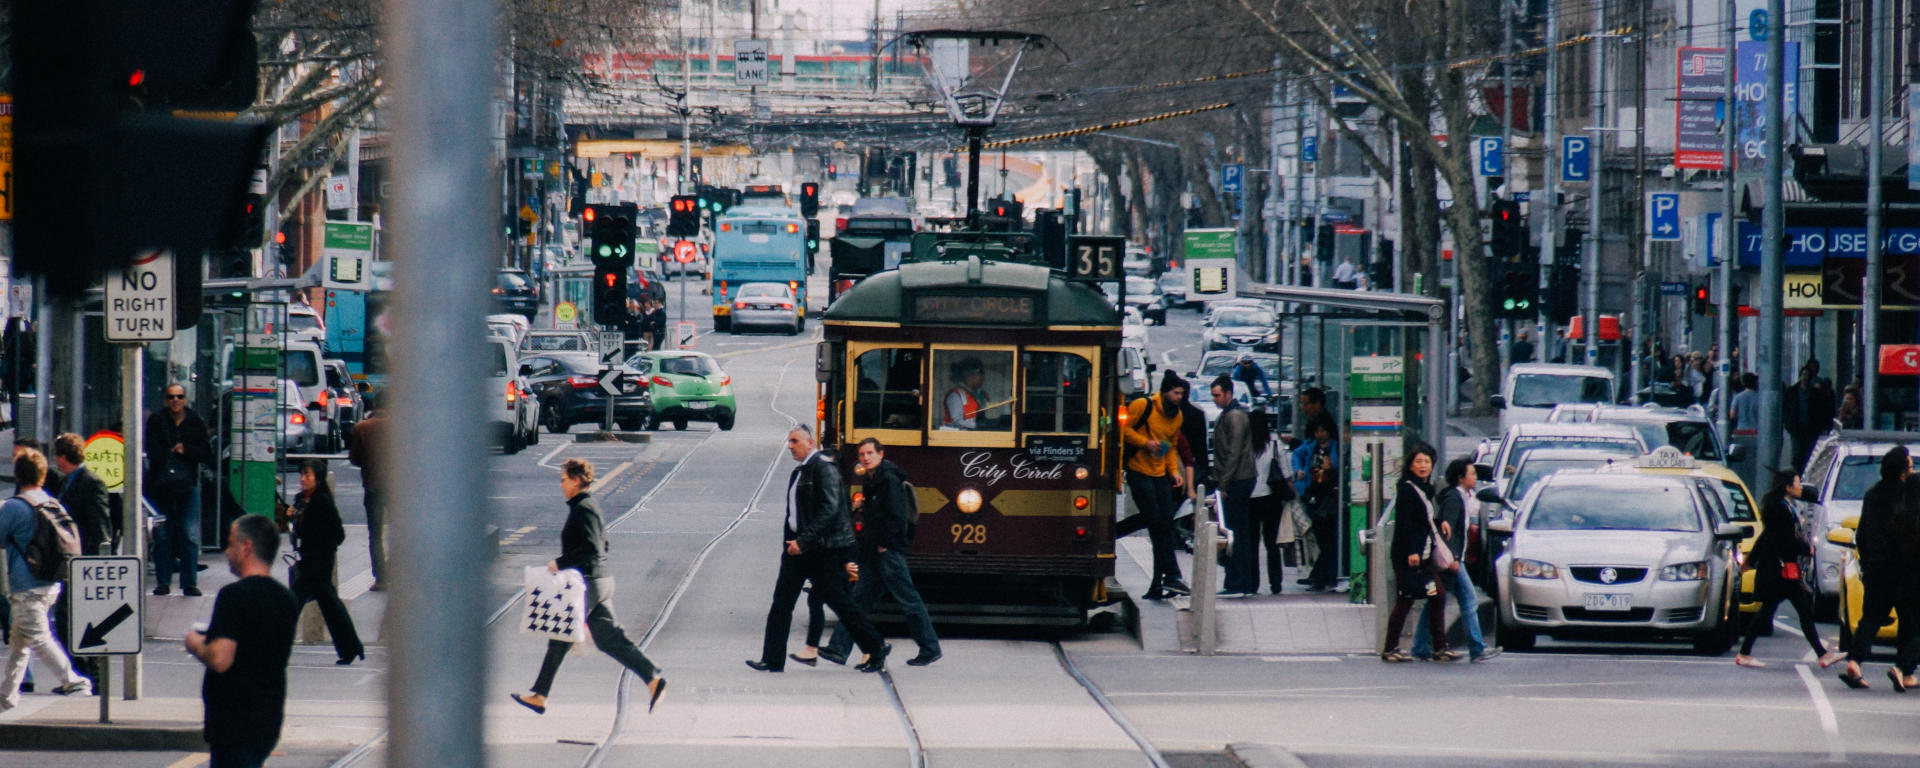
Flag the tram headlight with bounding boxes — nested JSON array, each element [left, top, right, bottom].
[[956, 488, 984, 514], [1074, 466, 1090, 480]]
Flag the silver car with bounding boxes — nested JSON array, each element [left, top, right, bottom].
[[1796, 430, 1920, 610], [1490, 471, 1748, 652], [728, 282, 801, 334], [1586, 404, 1735, 464]]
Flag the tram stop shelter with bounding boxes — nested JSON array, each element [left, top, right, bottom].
[[1237, 283, 1447, 606]]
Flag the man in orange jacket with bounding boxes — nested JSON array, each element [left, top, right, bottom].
[[1125, 371, 1191, 599]]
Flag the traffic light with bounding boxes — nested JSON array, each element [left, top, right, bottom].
[[1498, 264, 1537, 318], [1488, 198, 1523, 261], [594, 265, 629, 327], [987, 196, 1024, 224], [1693, 284, 1712, 315], [586, 203, 638, 268], [805, 220, 821, 254], [799, 183, 820, 217], [11, 0, 271, 295], [668, 195, 700, 236]]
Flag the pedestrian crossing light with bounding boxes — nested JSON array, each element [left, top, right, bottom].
[[667, 195, 700, 236], [1693, 284, 1711, 315]]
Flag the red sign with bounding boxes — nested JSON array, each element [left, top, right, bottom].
[[673, 240, 697, 263], [1882, 345, 1920, 376]]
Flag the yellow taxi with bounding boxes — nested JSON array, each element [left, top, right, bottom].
[[1825, 517, 1900, 648], [1600, 452, 1765, 615]]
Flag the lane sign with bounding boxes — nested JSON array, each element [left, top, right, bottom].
[[735, 40, 769, 86], [70, 556, 142, 654], [676, 320, 697, 350], [1562, 136, 1591, 182], [1476, 136, 1505, 176], [1648, 192, 1681, 241], [1221, 163, 1244, 194], [105, 249, 175, 342], [598, 369, 624, 396]]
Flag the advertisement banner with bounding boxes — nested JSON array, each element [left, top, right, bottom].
[[1675, 48, 1727, 170], [1734, 41, 1799, 174]]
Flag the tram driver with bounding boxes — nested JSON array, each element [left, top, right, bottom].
[[943, 357, 990, 430]]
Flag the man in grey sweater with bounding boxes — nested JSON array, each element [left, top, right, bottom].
[[1210, 376, 1259, 597]]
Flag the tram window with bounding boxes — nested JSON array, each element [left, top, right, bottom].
[[853, 348, 925, 430], [1021, 352, 1093, 434], [931, 349, 1015, 432]]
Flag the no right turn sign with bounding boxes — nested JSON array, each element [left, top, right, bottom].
[[105, 250, 175, 342]]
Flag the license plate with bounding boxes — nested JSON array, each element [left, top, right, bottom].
[[753, 303, 776, 310], [622, 383, 637, 393], [687, 401, 711, 410], [1583, 593, 1632, 611]]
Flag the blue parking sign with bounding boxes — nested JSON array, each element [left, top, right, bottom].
[[1476, 137, 1504, 176], [1222, 163, 1243, 194], [1562, 136, 1591, 182], [1302, 135, 1317, 162], [1647, 192, 1680, 241]]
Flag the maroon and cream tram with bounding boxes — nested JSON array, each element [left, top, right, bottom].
[[816, 233, 1124, 625]]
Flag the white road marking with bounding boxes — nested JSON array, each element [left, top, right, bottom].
[[535, 441, 570, 469], [1796, 663, 1847, 763], [1257, 656, 1345, 663]]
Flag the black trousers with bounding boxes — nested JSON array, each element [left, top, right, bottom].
[[531, 577, 658, 696], [1247, 494, 1287, 593], [1740, 575, 1827, 657], [1849, 566, 1899, 661], [291, 551, 364, 661], [759, 548, 883, 668]]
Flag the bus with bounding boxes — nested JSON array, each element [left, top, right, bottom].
[[817, 230, 1124, 625], [323, 259, 394, 392], [710, 205, 809, 332]]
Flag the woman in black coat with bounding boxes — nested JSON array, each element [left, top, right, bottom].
[[282, 459, 365, 665], [1734, 472, 1845, 670], [1381, 445, 1452, 662]]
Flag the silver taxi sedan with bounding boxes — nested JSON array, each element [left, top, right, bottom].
[[728, 281, 801, 335], [1490, 467, 1749, 653]]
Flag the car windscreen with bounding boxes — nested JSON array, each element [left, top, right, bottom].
[[1526, 484, 1701, 531], [737, 283, 790, 298], [658, 355, 719, 377], [497, 271, 531, 291], [1199, 355, 1286, 380], [1510, 373, 1612, 408], [1833, 455, 1885, 501], [1509, 458, 1615, 501], [286, 352, 321, 387], [488, 344, 511, 376], [1125, 276, 1158, 295], [288, 313, 323, 333], [1505, 438, 1640, 475], [523, 334, 587, 351], [1713, 479, 1759, 522], [1214, 310, 1274, 329], [556, 355, 601, 374]]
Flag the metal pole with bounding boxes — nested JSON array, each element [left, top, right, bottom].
[[1192, 484, 1216, 655], [966, 130, 984, 221], [119, 344, 143, 699], [1863, 0, 1884, 428], [33, 276, 52, 443], [1583, 0, 1606, 368], [1267, 57, 1284, 284], [1293, 85, 1307, 286], [67, 302, 85, 432], [381, 0, 497, 762], [681, 0, 693, 196], [1756, 0, 1786, 476], [1630, 0, 1649, 404], [1498, 0, 1514, 376], [1538, 0, 1560, 361], [1716, 1, 1737, 446]]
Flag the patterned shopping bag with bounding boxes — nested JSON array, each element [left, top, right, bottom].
[[522, 566, 589, 644]]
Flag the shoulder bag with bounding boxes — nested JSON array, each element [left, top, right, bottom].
[[1420, 491, 1458, 574]]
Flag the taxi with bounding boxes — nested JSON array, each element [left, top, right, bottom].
[[1597, 456, 1766, 616], [1825, 516, 1901, 650], [1489, 447, 1751, 653]]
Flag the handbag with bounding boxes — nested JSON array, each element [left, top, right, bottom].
[[1265, 443, 1298, 503], [521, 566, 589, 644], [1781, 560, 1802, 581], [1423, 490, 1458, 574]]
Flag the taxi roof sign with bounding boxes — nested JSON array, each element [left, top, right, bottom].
[[1636, 445, 1696, 469]]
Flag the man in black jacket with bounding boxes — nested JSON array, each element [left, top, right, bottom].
[[1841, 446, 1912, 688], [747, 426, 890, 673], [146, 382, 214, 596], [822, 439, 941, 667], [52, 434, 111, 554]]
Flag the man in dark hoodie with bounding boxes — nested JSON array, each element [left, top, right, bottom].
[[821, 439, 941, 667], [1841, 446, 1913, 688]]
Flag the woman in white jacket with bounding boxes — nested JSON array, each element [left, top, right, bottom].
[[1245, 410, 1293, 594]]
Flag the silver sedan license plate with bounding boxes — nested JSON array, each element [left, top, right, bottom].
[[687, 400, 711, 410], [1583, 593, 1632, 611]]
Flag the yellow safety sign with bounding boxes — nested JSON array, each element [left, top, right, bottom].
[[84, 431, 126, 492]]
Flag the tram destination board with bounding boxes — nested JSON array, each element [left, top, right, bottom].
[[1024, 434, 1087, 463], [911, 293, 1039, 324]]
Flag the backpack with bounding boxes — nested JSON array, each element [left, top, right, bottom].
[[18, 495, 82, 582]]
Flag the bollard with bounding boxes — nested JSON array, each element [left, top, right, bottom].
[[1191, 484, 1217, 655]]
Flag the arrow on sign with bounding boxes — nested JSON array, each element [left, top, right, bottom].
[[81, 603, 134, 649], [598, 369, 623, 396]]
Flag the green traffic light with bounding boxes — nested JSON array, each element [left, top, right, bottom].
[[1502, 299, 1516, 311], [598, 244, 611, 257]]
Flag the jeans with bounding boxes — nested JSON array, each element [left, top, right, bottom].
[[1218, 478, 1258, 593], [530, 578, 658, 696], [150, 484, 201, 590], [1411, 567, 1486, 657], [826, 549, 941, 658], [1124, 472, 1183, 590], [2, 585, 90, 709], [364, 487, 388, 583], [209, 742, 275, 768], [1304, 499, 1341, 588]]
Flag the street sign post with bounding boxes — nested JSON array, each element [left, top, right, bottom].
[[1183, 229, 1237, 303], [675, 320, 697, 350], [1221, 163, 1243, 194], [734, 40, 769, 86], [83, 431, 126, 492], [1476, 136, 1505, 177], [104, 250, 175, 342], [1562, 136, 1591, 182], [1647, 193, 1681, 241], [70, 556, 142, 656], [323, 221, 373, 292]]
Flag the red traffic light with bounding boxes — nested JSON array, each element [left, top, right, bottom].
[[1695, 287, 1708, 300], [605, 272, 616, 287], [584, 206, 596, 223], [801, 183, 818, 197]]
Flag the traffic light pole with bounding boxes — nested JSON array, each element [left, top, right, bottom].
[[1628, 0, 1648, 405], [1536, 0, 1559, 362], [1716, 0, 1736, 449], [1862, 0, 1885, 428], [1582, 1, 1606, 369]]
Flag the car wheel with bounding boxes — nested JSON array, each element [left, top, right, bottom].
[[647, 415, 662, 431], [672, 417, 688, 431], [1693, 615, 1738, 655], [714, 316, 732, 333], [717, 415, 735, 431], [617, 418, 641, 431], [1498, 620, 1535, 651], [543, 404, 569, 434], [526, 422, 540, 446], [504, 427, 524, 455], [787, 321, 801, 336]]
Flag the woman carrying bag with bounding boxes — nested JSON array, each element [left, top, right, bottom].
[[1381, 445, 1453, 663], [1246, 409, 1292, 595], [511, 459, 667, 714], [279, 459, 365, 666], [1735, 472, 1846, 670]]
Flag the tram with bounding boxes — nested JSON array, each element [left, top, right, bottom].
[[817, 231, 1124, 625]]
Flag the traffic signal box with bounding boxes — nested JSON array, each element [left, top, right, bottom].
[[11, 0, 272, 296], [1486, 199, 1536, 319], [805, 220, 822, 254], [667, 195, 701, 237], [586, 203, 638, 327], [799, 183, 820, 218]]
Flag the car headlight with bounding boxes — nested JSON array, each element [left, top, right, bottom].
[[1512, 559, 1558, 580], [1659, 561, 1709, 581]]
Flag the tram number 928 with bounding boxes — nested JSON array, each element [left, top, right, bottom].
[[951, 523, 988, 545]]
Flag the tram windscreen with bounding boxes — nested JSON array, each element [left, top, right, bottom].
[[932, 349, 1015, 432], [1021, 352, 1093, 433], [854, 348, 926, 431]]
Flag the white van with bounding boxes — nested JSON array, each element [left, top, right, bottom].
[[1491, 363, 1616, 433]]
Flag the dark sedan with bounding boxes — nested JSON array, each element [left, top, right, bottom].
[[494, 268, 540, 319], [520, 352, 652, 433]]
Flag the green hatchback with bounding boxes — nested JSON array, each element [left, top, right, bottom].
[[626, 351, 737, 431]]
